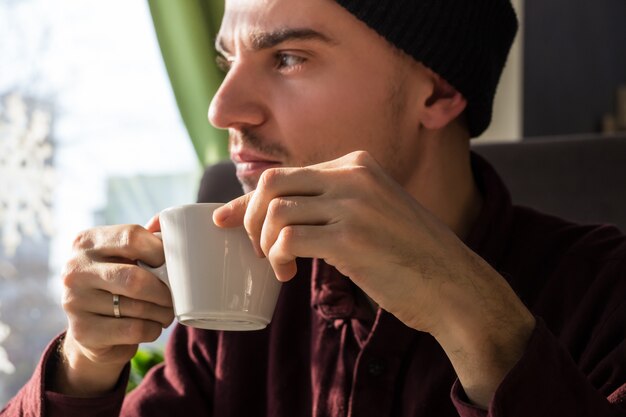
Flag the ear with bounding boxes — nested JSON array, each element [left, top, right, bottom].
[[420, 74, 467, 131]]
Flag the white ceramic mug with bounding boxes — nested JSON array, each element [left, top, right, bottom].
[[141, 203, 281, 331]]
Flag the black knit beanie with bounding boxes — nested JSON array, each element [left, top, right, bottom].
[[334, 0, 518, 138]]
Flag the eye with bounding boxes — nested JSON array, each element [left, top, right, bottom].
[[275, 52, 306, 72], [215, 55, 232, 73]]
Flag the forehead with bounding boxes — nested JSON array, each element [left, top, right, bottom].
[[219, 0, 348, 47], [222, 0, 330, 26]]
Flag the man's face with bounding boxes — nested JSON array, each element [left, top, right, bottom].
[[209, 0, 432, 192]]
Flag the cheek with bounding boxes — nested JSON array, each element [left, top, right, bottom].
[[279, 82, 394, 160], [268, 87, 352, 163]]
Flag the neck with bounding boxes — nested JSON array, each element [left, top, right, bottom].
[[404, 123, 482, 240]]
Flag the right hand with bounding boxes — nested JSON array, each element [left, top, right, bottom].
[[55, 221, 174, 397]]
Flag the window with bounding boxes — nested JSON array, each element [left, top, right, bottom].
[[0, 0, 199, 404]]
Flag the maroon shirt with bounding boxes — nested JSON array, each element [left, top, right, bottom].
[[3, 154, 626, 416]]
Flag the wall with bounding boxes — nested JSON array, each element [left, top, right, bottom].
[[479, 0, 524, 143], [523, 0, 626, 137]]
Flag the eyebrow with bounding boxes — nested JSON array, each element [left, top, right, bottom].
[[216, 28, 336, 55]]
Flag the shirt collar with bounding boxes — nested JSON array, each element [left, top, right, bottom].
[[464, 151, 515, 266]]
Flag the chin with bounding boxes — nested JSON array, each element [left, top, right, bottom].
[[240, 180, 257, 194]]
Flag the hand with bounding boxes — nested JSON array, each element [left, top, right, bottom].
[[214, 150, 535, 407], [214, 150, 470, 331], [56, 219, 174, 397]]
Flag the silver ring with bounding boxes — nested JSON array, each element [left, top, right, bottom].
[[112, 294, 121, 318]]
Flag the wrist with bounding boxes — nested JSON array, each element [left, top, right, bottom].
[[432, 258, 536, 407], [52, 334, 130, 397], [449, 314, 535, 407]]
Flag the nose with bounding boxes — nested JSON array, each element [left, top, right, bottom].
[[208, 63, 266, 130]]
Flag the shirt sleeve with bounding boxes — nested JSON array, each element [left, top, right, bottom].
[[451, 317, 626, 417], [0, 333, 128, 417], [1, 324, 218, 417], [120, 324, 217, 416]]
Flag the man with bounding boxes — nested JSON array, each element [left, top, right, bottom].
[[2, 0, 625, 416]]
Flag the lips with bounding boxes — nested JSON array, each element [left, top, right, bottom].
[[231, 150, 282, 182]]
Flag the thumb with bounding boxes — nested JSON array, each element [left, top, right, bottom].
[[213, 191, 254, 228], [144, 213, 161, 233]]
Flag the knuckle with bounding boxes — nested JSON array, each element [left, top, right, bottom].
[[243, 210, 254, 234], [124, 319, 160, 343], [351, 164, 376, 183], [121, 267, 145, 298], [61, 288, 79, 314], [267, 198, 287, 219], [348, 150, 373, 166], [72, 229, 94, 251], [243, 209, 259, 238], [145, 322, 162, 342], [279, 225, 298, 247], [258, 167, 282, 190], [61, 258, 85, 289], [120, 319, 140, 340], [127, 298, 146, 317], [259, 235, 271, 256], [157, 308, 175, 328], [118, 224, 144, 251]]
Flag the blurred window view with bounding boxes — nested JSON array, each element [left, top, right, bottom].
[[0, 0, 200, 405]]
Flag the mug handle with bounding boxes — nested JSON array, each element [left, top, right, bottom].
[[138, 261, 169, 287], [137, 232, 170, 287]]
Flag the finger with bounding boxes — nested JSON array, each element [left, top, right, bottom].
[[69, 313, 165, 349], [245, 167, 327, 256], [67, 289, 174, 328], [64, 259, 173, 308], [219, 150, 380, 228], [213, 191, 254, 228], [271, 259, 298, 282], [113, 294, 174, 328], [100, 263, 173, 308], [144, 214, 161, 233], [267, 225, 337, 281], [260, 196, 332, 256], [307, 150, 382, 173], [72, 224, 165, 267], [214, 163, 332, 229]]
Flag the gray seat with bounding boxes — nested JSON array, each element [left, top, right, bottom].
[[197, 134, 626, 232], [197, 160, 242, 204], [473, 134, 626, 232]]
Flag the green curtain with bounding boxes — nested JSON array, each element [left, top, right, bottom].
[[147, 0, 227, 166]]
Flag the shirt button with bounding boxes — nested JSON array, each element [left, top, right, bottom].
[[367, 359, 386, 377], [332, 319, 346, 329]]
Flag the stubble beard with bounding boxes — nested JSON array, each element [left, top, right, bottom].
[[230, 128, 290, 192], [231, 63, 410, 193]]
